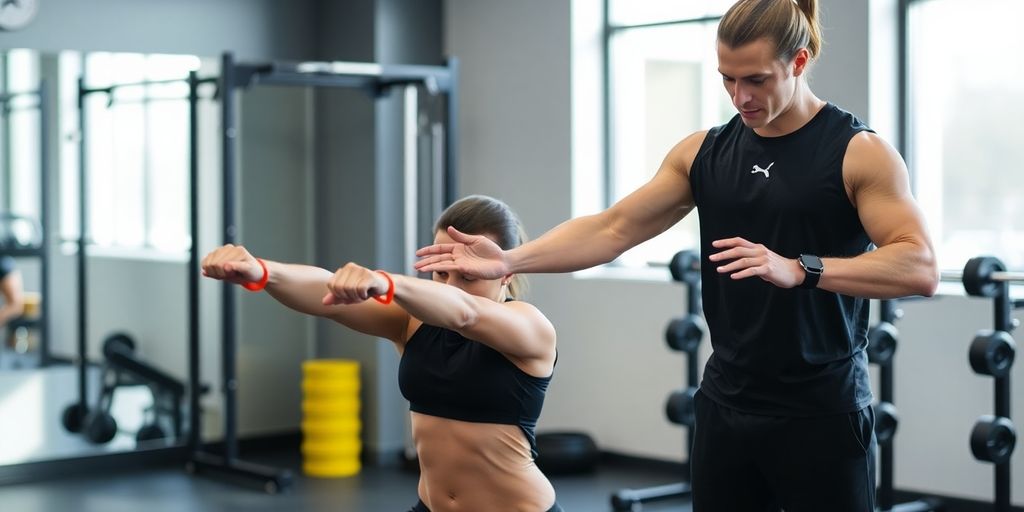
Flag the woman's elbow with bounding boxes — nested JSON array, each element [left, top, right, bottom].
[[451, 306, 480, 330]]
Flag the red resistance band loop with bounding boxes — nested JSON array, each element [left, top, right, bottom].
[[373, 270, 395, 305], [242, 258, 269, 292]]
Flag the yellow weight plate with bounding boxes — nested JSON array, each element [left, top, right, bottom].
[[303, 459, 361, 478]]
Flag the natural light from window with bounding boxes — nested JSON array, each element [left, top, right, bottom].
[[72, 53, 200, 253], [606, 7, 733, 269], [908, 0, 1024, 271]]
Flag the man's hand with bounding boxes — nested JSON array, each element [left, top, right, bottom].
[[414, 226, 510, 280], [709, 237, 805, 288]]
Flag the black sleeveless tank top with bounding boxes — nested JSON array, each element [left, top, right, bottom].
[[689, 103, 875, 416], [398, 323, 552, 457]]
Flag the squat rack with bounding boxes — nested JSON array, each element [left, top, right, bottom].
[[186, 52, 459, 493], [72, 73, 218, 450]]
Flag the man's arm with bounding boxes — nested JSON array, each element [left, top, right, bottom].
[[817, 131, 939, 298], [416, 131, 708, 277]]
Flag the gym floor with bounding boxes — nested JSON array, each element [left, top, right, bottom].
[[0, 448, 692, 511]]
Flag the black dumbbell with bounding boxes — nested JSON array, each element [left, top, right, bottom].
[[970, 415, 1017, 464], [968, 330, 1016, 378], [669, 250, 700, 285], [665, 315, 705, 353], [102, 332, 136, 359], [665, 387, 698, 427], [867, 322, 898, 365], [61, 403, 88, 433], [84, 410, 118, 444], [874, 401, 899, 445], [962, 256, 1005, 298]]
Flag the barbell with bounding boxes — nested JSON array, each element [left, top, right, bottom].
[[940, 256, 1024, 298]]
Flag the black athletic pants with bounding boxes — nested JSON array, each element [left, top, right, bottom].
[[409, 499, 564, 511], [690, 389, 876, 512]]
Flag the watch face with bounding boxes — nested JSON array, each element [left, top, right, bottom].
[[800, 254, 823, 273], [0, 0, 39, 31]]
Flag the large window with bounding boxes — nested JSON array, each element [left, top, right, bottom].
[[905, 0, 1024, 270], [605, 1, 735, 268], [61, 53, 200, 254]]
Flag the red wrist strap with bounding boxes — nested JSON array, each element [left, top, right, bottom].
[[373, 270, 395, 304], [242, 258, 269, 292]]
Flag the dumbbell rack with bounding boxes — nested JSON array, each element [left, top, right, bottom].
[[960, 257, 1019, 512], [610, 250, 702, 511], [870, 299, 942, 512]]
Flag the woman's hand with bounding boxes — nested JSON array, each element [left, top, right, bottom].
[[323, 262, 392, 305], [201, 244, 264, 286]]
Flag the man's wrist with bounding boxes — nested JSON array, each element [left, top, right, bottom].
[[797, 254, 823, 289]]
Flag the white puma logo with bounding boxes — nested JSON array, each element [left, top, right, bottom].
[[751, 162, 774, 178]]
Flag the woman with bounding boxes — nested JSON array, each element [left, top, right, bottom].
[[201, 195, 563, 512]]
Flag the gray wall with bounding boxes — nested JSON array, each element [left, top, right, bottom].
[[445, 0, 1023, 504], [0, 0, 317, 60]]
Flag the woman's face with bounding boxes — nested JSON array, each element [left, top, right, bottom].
[[431, 230, 505, 301]]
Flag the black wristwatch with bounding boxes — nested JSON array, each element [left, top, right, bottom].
[[798, 254, 823, 289]]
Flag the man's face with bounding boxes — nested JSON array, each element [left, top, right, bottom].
[[717, 38, 803, 131]]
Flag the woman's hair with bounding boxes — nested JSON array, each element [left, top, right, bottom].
[[433, 195, 529, 298], [718, 0, 823, 63]]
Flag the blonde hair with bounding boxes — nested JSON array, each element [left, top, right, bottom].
[[433, 195, 529, 299], [718, 0, 823, 62]]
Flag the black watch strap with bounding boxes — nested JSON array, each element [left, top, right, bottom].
[[798, 254, 823, 289]]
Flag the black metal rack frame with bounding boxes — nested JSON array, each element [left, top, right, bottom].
[[185, 53, 459, 493]]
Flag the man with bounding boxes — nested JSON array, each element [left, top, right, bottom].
[[416, 0, 938, 510]]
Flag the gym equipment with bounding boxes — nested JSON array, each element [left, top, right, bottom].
[[60, 332, 189, 446], [664, 315, 704, 354], [867, 321, 898, 366], [611, 249, 701, 511], [870, 299, 941, 512], [664, 387, 697, 428], [301, 360, 362, 478], [182, 53, 458, 494], [941, 256, 1022, 512], [32, 52, 458, 493], [968, 330, 1015, 378], [668, 250, 700, 286], [535, 431, 600, 475], [970, 416, 1017, 465]]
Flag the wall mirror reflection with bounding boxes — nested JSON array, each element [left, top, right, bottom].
[[0, 48, 217, 467]]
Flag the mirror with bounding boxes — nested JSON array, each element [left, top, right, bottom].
[[0, 48, 213, 467]]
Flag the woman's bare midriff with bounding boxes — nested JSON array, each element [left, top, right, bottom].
[[412, 411, 556, 512]]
